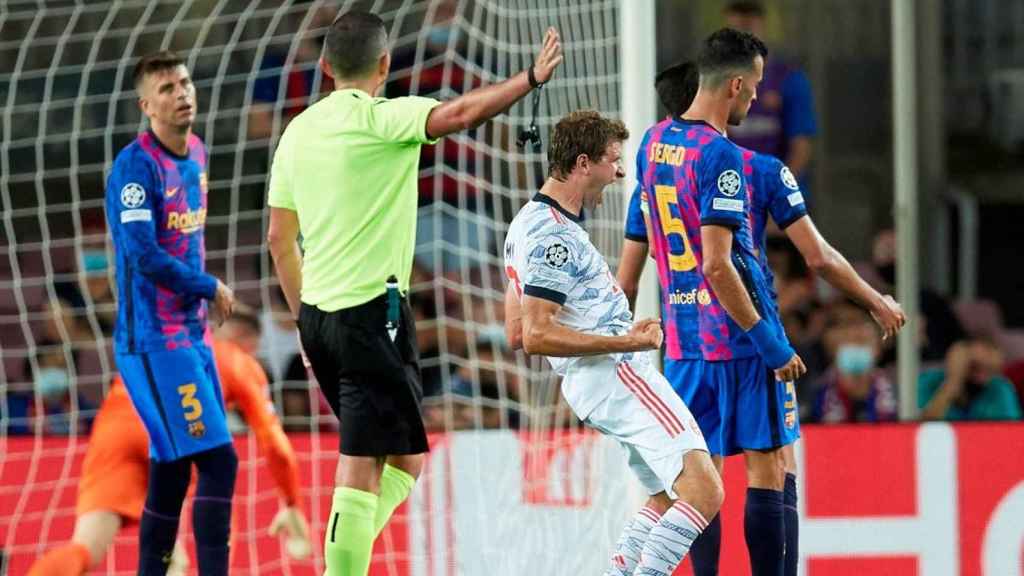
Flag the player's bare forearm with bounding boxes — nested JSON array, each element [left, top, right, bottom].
[[504, 283, 524, 351], [701, 225, 761, 330], [785, 136, 813, 177], [617, 239, 648, 312], [520, 295, 646, 356], [267, 207, 303, 319], [425, 28, 561, 139], [787, 217, 885, 312]]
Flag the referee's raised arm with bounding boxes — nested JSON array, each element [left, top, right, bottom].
[[424, 26, 562, 139]]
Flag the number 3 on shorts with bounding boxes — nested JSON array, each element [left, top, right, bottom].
[[178, 383, 203, 421]]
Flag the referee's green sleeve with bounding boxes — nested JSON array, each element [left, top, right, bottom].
[[372, 96, 441, 145], [267, 130, 295, 210]]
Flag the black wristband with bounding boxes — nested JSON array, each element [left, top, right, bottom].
[[528, 65, 541, 88]]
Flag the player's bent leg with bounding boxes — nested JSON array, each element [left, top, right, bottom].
[[689, 453, 725, 576], [72, 510, 123, 567], [25, 510, 118, 576], [635, 450, 724, 575], [782, 443, 799, 576], [191, 443, 238, 576], [26, 544, 92, 576], [604, 491, 672, 576]]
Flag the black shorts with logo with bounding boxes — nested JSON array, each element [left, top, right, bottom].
[[298, 294, 427, 456]]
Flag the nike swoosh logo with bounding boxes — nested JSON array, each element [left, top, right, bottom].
[[165, 187, 179, 198]]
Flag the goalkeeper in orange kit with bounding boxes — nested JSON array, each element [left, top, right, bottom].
[[28, 306, 311, 575]]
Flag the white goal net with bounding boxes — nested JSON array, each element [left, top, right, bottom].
[[0, 1, 636, 573]]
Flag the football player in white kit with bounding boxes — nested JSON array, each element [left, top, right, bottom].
[[503, 110, 723, 576]]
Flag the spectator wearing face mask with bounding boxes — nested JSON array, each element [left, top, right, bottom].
[[919, 339, 1022, 421], [4, 341, 94, 435], [810, 312, 898, 423]]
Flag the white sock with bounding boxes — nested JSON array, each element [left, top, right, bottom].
[[604, 506, 661, 575], [635, 500, 708, 576]]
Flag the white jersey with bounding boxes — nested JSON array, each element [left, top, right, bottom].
[[504, 193, 635, 418]]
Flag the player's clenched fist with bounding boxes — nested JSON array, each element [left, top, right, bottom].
[[871, 294, 906, 341], [774, 353, 806, 383], [628, 318, 663, 351], [531, 27, 564, 84]]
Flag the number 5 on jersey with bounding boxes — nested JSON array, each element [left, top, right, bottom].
[[654, 184, 697, 272]]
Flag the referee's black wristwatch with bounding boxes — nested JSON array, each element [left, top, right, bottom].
[[528, 65, 544, 89]]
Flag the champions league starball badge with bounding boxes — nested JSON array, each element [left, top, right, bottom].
[[544, 243, 570, 268], [717, 169, 742, 197]]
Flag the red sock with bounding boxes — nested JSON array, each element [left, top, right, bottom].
[[27, 542, 92, 576]]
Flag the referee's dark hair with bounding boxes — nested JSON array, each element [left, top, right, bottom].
[[655, 60, 699, 117], [324, 10, 388, 79], [133, 51, 185, 91], [548, 110, 629, 179], [697, 28, 767, 89]]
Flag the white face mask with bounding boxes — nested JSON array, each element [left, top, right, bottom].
[[37, 367, 70, 398]]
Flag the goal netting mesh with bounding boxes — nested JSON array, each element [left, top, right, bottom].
[[0, 1, 636, 573]]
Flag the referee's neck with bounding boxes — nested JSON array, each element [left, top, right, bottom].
[[331, 79, 380, 97]]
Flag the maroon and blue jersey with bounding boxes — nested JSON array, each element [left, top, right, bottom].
[[640, 118, 782, 361], [105, 130, 217, 354]]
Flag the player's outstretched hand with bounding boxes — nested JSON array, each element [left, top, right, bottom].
[[269, 506, 312, 559], [628, 318, 663, 351], [871, 294, 906, 340], [212, 279, 235, 326], [774, 353, 806, 383], [532, 27, 563, 84]]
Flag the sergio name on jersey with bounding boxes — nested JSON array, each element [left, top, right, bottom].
[[641, 118, 784, 361]]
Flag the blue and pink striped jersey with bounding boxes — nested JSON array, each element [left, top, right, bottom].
[[105, 130, 217, 354], [638, 117, 783, 361], [746, 152, 808, 297]]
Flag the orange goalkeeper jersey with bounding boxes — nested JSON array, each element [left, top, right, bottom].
[[83, 338, 300, 516]]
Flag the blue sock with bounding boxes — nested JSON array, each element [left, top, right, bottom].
[[689, 513, 721, 576], [191, 444, 238, 576], [139, 458, 191, 575], [745, 488, 785, 576], [784, 474, 799, 576]]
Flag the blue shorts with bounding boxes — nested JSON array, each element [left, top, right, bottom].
[[115, 343, 231, 462], [664, 359, 722, 455], [666, 356, 799, 457]]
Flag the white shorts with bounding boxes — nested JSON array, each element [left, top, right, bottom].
[[564, 355, 708, 498]]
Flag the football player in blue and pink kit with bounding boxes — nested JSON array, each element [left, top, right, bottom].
[[618, 51, 906, 576], [105, 51, 237, 576]]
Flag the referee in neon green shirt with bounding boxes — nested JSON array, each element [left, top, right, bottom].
[[267, 10, 562, 574]]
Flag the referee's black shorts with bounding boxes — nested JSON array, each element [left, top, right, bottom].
[[298, 294, 428, 456]]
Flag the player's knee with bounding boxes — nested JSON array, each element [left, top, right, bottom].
[[745, 448, 786, 490], [674, 450, 724, 518]]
